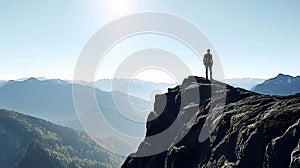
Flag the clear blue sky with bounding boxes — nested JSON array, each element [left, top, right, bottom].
[[1, 0, 299, 82]]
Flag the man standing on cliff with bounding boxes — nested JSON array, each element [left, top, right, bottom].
[[203, 49, 213, 80]]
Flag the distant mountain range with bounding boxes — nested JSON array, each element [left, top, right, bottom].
[[0, 109, 123, 168], [252, 74, 300, 96], [1, 75, 300, 167], [0, 78, 151, 139], [93, 79, 176, 101], [225, 78, 265, 90], [0, 78, 175, 102], [0, 80, 6, 87]]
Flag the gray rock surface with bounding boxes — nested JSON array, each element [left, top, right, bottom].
[[122, 76, 300, 168]]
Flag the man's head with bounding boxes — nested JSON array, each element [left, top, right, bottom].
[[207, 49, 210, 53]]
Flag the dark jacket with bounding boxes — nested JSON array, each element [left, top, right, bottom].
[[203, 54, 213, 66]]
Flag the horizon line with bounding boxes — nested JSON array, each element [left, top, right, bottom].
[[2, 73, 300, 83]]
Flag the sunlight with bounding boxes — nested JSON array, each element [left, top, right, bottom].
[[134, 69, 178, 84], [99, 0, 136, 17]]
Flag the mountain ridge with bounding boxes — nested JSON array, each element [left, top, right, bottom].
[[0, 77, 150, 132], [252, 74, 300, 96], [0, 109, 123, 168], [122, 76, 300, 168]]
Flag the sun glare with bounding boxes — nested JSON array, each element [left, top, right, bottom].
[[99, 0, 136, 17], [134, 69, 178, 84]]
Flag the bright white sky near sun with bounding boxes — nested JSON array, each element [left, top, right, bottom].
[[0, 0, 299, 83]]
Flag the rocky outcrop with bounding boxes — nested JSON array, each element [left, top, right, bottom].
[[122, 76, 300, 168]]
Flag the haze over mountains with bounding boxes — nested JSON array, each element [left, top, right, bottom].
[[0, 80, 6, 87], [93, 79, 175, 101], [0, 77, 175, 154], [225, 78, 265, 90], [1, 74, 300, 167], [1, 74, 299, 129], [0, 77, 175, 101], [2, 73, 299, 102], [1, 74, 299, 125], [0, 77, 151, 137]]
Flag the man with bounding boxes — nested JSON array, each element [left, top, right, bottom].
[[203, 49, 213, 80]]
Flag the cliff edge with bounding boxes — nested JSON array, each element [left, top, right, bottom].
[[122, 76, 300, 168]]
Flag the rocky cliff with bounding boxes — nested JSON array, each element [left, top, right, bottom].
[[122, 76, 300, 168]]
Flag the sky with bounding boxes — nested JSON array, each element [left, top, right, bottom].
[[0, 0, 299, 83]]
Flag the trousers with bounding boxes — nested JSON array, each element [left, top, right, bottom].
[[205, 65, 212, 80]]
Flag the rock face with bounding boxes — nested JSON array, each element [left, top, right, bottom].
[[122, 76, 300, 168]]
